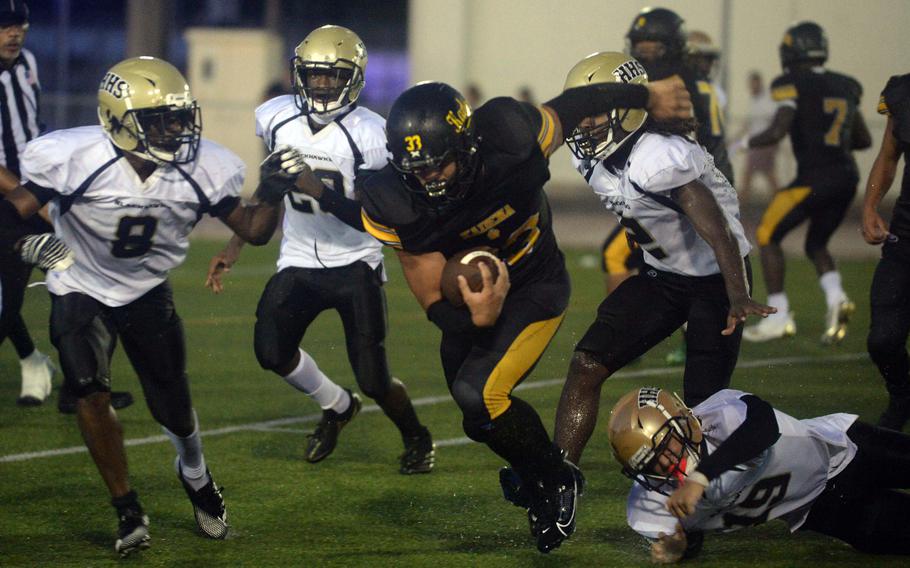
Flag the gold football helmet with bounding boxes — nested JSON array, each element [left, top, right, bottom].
[[686, 30, 721, 80], [563, 51, 648, 161], [607, 387, 703, 494], [292, 25, 367, 116], [97, 56, 201, 164]]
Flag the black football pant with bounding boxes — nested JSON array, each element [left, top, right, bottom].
[[755, 181, 855, 255], [801, 420, 910, 554], [50, 282, 194, 436], [867, 252, 910, 398], [254, 261, 392, 400], [0, 247, 36, 359], [575, 259, 752, 407]]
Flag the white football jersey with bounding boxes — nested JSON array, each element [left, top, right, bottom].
[[626, 389, 858, 539], [255, 96, 386, 272], [20, 126, 244, 307], [574, 133, 751, 276]]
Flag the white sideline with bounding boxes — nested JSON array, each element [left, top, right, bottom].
[[0, 353, 867, 464]]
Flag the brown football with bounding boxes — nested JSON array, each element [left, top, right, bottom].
[[441, 248, 501, 307]]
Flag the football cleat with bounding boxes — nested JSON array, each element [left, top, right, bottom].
[[878, 395, 910, 432], [500, 467, 541, 537], [177, 460, 229, 539], [57, 390, 135, 414], [17, 350, 54, 406], [820, 300, 855, 345], [305, 390, 362, 463], [399, 427, 436, 474], [114, 503, 151, 557], [743, 313, 797, 343], [534, 460, 586, 554]]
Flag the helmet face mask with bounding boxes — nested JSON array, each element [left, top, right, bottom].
[[292, 25, 367, 117], [97, 56, 202, 165], [386, 82, 479, 212], [563, 52, 649, 161], [608, 387, 704, 495]]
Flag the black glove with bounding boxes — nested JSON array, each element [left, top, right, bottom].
[[18, 233, 75, 271], [256, 147, 306, 205]]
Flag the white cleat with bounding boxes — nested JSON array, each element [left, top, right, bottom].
[[743, 313, 797, 343], [821, 300, 855, 345], [17, 350, 55, 406]]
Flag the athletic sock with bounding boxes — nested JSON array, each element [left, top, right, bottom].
[[282, 348, 349, 413], [163, 410, 208, 491], [766, 292, 790, 320], [819, 271, 847, 308]]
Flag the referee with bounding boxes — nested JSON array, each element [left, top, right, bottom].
[[0, 0, 132, 412]]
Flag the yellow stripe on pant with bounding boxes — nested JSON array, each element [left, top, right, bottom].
[[482, 313, 565, 420], [756, 186, 812, 246]]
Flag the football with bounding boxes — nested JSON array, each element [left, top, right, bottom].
[[441, 248, 501, 307]]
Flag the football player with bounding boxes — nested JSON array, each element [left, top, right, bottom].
[[862, 73, 910, 431], [359, 68, 692, 552], [205, 25, 434, 473], [600, 225, 643, 294], [0, 56, 294, 556], [553, 52, 773, 470], [741, 22, 872, 344], [609, 387, 910, 562]]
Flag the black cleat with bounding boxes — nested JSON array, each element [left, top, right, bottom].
[[399, 427, 435, 474], [535, 460, 585, 554], [878, 395, 910, 432], [113, 499, 150, 557], [58, 391, 134, 415], [305, 390, 362, 463], [499, 467, 543, 537], [177, 461, 229, 539]]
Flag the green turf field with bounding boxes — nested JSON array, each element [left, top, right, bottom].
[[0, 240, 903, 567]]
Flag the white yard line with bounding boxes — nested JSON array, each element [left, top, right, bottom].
[[0, 353, 868, 464]]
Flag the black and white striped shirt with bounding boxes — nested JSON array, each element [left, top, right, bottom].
[[0, 47, 40, 177]]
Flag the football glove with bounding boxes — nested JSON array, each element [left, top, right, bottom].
[[18, 233, 75, 272], [256, 146, 306, 205]]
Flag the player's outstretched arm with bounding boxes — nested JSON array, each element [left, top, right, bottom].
[[540, 78, 692, 157], [747, 106, 794, 149], [862, 115, 900, 245], [673, 180, 776, 334], [0, 184, 45, 245], [205, 234, 246, 294]]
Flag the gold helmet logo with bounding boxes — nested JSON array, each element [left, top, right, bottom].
[[445, 97, 471, 133], [404, 135, 423, 158], [635, 16, 646, 29], [782, 33, 793, 46]]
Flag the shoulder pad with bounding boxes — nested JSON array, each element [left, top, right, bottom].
[[770, 73, 798, 103], [628, 134, 705, 193]]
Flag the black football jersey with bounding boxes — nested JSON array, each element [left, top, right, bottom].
[[646, 63, 733, 184], [361, 97, 564, 288], [770, 69, 863, 184], [879, 73, 910, 245]]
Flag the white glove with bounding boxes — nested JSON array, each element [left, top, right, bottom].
[[19, 233, 75, 272]]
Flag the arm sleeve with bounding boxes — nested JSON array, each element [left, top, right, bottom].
[[695, 394, 780, 480], [544, 83, 650, 140], [316, 187, 364, 230], [426, 299, 479, 334]]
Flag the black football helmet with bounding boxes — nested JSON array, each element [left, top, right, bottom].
[[779, 21, 828, 70], [625, 7, 687, 64], [386, 82, 479, 209]]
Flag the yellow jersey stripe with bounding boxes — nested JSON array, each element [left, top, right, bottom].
[[537, 106, 558, 155], [482, 313, 565, 420], [771, 84, 798, 102], [756, 186, 812, 246], [605, 231, 634, 274], [878, 95, 890, 116], [361, 210, 402, 248]]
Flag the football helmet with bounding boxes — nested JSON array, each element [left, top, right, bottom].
[[607, 387, 703, 495], [779, 21, 828, 70], [563, 51, 648, 161], [686, 30, 721, 80], [97, 56, 201, 165], [625, 7, 687, 64], [292, 25, 367, 116], [386, 81, 479, 209]]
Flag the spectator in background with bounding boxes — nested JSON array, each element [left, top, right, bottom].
[[464, 82, 483, 109], [735, 71, 780, 204]]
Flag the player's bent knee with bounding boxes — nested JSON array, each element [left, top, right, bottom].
[[569, 350, 610, 381]]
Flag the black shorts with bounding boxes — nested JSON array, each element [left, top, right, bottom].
[[440, 267, 570, 426], [50, 281, 185, 397], [254, 261, 391, 393], [601, 225, 644, 274], [576, 259, 752, 406], [755, 179, 856, 249]]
